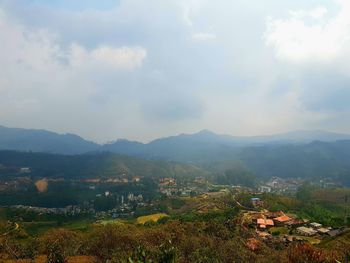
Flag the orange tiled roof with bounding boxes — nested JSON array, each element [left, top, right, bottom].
[[257, 219, 274, 226], [274, 215, 292, 222]]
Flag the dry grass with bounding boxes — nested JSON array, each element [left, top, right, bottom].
[[136, 213, 168, 224], [4, 256, 96, 263]]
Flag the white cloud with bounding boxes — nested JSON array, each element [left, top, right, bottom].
[[0, 7, 149, 141], [2, 0, 350, 141], [69, 44, 147, 70], [265, 0, 350, 64], [192, 32, 216, 41], [290, 6, 328, 20], [181, 0, 202, 27]]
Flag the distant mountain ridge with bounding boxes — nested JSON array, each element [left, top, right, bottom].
[[0, 125, 99, 155], [101, 129, 350, 162], [1, 125, 350, 160]]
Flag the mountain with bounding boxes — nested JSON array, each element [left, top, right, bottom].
[[1, 125, 350, 162], [101, 130, 240, 162], [0, 125, 99, 155], [235, 140, 350, 185], [101, 129, 350, 162], [235, 130, 350, 144]]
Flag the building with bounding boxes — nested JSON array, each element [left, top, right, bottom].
[[159, 178, 177, 186], [296, 226, 317, 236], [285, 219, 306, 228], [327, 229, 343, 237], [273, 215, 292, 226], [310, 222, 322, 229], [257, 219, 274, 229], [20, 167, 31, 173], [132, 176, 141, 183], [259, 186, 272, 193], [317, 228, 331, 235]]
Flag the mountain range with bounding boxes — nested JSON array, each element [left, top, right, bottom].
[[1, 125, 350, 185], [1, 125, 350, 160]]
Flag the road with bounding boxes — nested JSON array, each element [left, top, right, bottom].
[[2, 222, 19, 236]]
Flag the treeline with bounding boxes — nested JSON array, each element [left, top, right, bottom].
[[0, 151, 208, 179]]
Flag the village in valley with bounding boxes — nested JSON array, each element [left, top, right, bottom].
[[0, 164, 349, 249], [242, 197, 346, 245]]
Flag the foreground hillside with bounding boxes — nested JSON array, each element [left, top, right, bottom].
[[0, 191, 349, 263]]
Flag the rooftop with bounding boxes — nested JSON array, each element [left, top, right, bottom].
[[257, 219, 274, 226], [274, 215, 292, 223]]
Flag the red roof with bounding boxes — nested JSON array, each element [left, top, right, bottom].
[[274, 215, 292, 223], [257, 219, 274, 226]]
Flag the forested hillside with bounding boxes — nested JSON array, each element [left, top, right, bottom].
[[0, 151, 208, 179]]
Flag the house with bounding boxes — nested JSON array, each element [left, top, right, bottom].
[[296, 226, 317, 236], [273, 215, 292, 226], [257, 218, 274, 229], [159, 178, 177, 186], [285, 219, 306, 228], [132, 176, 141, 183], [317, 227, 331, 235], [259, 186, 272, 193], [327, 229, 342, 237], [310, 222, 322, 229], [20, 167, 31, 173]]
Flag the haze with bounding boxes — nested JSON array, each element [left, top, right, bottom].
[[1, 0, 350, 143]]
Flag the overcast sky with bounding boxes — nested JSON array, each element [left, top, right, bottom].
[[0, 0, 350, 142]]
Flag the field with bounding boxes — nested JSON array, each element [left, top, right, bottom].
[[20, 219, 94, 236], [136, 213, 168, 224]]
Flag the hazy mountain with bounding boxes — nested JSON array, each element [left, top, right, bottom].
[[235, 140, 350, 185], [102, 129, 350, 162], [1, 125, 350, 162], [0, 125, 99, 155], [235, 130, 350, 144], [101, 130, 240, 162]]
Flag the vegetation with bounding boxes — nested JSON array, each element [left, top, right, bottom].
[[136, 213, 169, 225], [0, 150, 208, 179]]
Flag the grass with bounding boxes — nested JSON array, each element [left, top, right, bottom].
[[22, 219, 94, 236], [136, 213, 168, 224], [269, 227, 289, 236], [4, 255, 96, 263], [22, 221, 57, 236], [96, 219, 125, 226]]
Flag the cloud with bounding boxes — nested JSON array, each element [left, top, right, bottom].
[[1, 0, 350, 142], [69, 44, 147, 70], [265, 0, 350, 64], [192, 32, 216, 41]]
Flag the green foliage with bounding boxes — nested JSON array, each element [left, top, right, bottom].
[[169, 199, 185, 210], [46, 241, 66, 263], [158, 240, 177, 263], [216, 163, 257, 187], [128, 246, 154, 263], [296, 183, 315, 202], [0, 150, 208, 179]]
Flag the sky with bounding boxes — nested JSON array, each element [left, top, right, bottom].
[[0, 0, 350, 143]]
